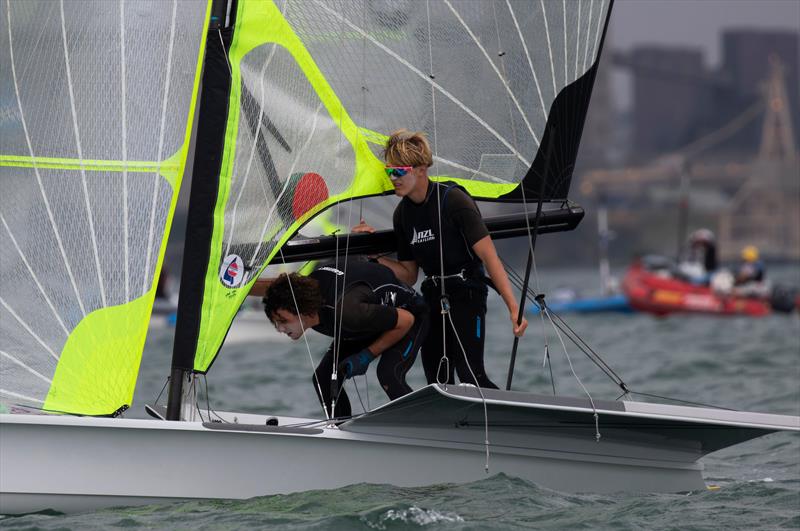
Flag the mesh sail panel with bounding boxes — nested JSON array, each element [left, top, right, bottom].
[[293, 0, 611, 198], [189, 0, 610, 371], [0, 0, 208, 414]]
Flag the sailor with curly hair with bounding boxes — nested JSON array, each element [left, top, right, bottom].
[[254, 260, 428, 418]]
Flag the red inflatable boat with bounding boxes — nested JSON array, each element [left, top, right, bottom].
[[622, 260, 771, 317]]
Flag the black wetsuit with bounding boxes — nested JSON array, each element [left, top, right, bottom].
[[393, 181, 497, 389], [310, 261, 428, 418]]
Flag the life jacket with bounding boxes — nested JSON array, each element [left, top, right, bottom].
[[309, 261, 418, 338], [395, 181, 482, 278]]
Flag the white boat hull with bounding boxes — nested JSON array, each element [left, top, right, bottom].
[[2, 385, 797, 515]]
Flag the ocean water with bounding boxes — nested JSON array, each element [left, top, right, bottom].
[[2, 267, 799, 530]]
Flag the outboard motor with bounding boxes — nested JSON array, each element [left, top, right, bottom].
[[770, 285, 799, 313]]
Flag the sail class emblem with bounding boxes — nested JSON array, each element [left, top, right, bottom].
[[219, 254, 245, 288], [411, 227, 435, 245]]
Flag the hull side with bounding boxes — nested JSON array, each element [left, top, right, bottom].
[[1, 412, 705, 515]]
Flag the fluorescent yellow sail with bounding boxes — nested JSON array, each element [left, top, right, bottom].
[[189, 0, 611, 371], [0, 1, 211, 415]]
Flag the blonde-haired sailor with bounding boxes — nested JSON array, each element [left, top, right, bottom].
[[354, 129, 527, 389]]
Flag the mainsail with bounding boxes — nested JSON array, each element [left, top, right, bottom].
[[0, 0, 210, 415], [172, 0, 612, 374]]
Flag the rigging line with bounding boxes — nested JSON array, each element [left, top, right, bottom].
[[278, 246, 331, 420], [59, 0, 106, 307], [432, 155, 505, 183], [358, 0, 366, 225], [120, 0, 129, 302], [1, 214, 70, 337], [143, 0, 178, 294], [591, 0, 606, 72], [248, 102, 324, 266], [502, 256, 556, 393], [425, 0, 448, 382], [503, 262, 622, 386], [494, 1, 519, 152], [332, 0, 351, 387], [199, 374, 228, 423], [574, 0, 581, 82], [582, 0, 594, 73], [425, 0, 438, 175], [501, 263, 622, 389], [506, 122, 553, 390], [6, 1, 86, 317], [445, 311, 491, 473], [0, 389, 44, 405], [562, 0, 568, 87], [505, 0, 547, 121], [443, 0, 540, 147], [201, 374, 219, 423], [154, 377, 169, 406], [218, 28, 232, 76], [0, 298, 59, 361], [0, 350, 52, 385], [332, 163, 359, 389], [224, 41, 280, 258], [548, 310, 626, 385], [543, 307, 601, 442], [312, 0, 529, 167], [539, 0, 557, 97], [352, 375, 367, 414], [627, 391, 736, 411]]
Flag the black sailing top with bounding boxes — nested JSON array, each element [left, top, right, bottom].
[[393, 181, 489, 277], [308, 261, 418, 341]]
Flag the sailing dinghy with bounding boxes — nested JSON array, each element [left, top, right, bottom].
[[1, 0, 797, 515]]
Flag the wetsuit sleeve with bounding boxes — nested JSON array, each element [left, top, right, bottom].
[[445, 188, 490, 247], [340, 284, 398, 337], [393, 207, 414, 261]]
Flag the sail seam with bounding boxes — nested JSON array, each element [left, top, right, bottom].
[[583, 0, 594, 72], [5, 1, 87, 317], [574, 0, 582, 81], [144, 0, 178, 294], [59, 0, 107, 307], [1, 214, 70, 337], [505, 0, 547, 121], [0, 298, 59, 361], [592, 0, 606, 71], [540, 0, 557, 96], [0, 351, 53, 385], [0, 389, 44, 405], [312, 0, 529, 166], [562, 0, 568, 86], [120, 0, 129, 302], [443, 0, 539, 147]]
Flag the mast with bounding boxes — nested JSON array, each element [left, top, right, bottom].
[[167, 0, 235, 421]]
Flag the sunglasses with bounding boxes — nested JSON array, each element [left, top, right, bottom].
[[384, 166, 413, 180]]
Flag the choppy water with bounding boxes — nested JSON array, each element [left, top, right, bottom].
[[3, 267, 799, 530]]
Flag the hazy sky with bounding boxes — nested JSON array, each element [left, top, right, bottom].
[[610, 0, 800, 66]]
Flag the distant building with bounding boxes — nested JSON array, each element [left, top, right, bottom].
[[626, 29, 799, 160], [629, 46, 712, 159]]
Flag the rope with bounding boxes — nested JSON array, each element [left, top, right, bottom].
[[542, 308, 601, 442], [278, 247, 331, 420], [445, 311, 491, 472]]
